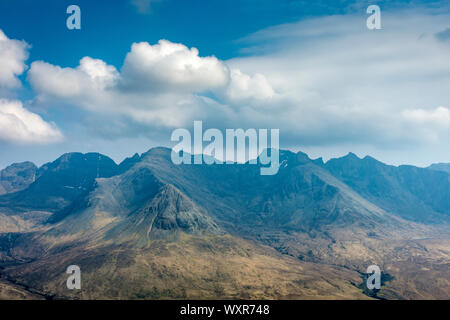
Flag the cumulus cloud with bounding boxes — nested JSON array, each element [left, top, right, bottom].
[[121, 40, 229, 92], [28, 39, 273, 130], [224, 69, 275, 104], [0, 30, 29, 88], [0, 99, 63, 144], [0, 30, 62, 145], [29, 57, 119, 98]]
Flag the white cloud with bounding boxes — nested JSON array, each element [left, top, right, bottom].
[[0, 99, 63, 144], [224, 69, 275, 104], [79, 57, 120, 89], [0, 30, 29, 88], [227, 11, 450, 152], [28, 57, 119, 98], [401, 106, 450, 143], [28, 39, 272, 130], [121, 40, 229, 92], [25, 11, 450, 165], [0, 31, 62, 145], [403, 106, 450, 128]]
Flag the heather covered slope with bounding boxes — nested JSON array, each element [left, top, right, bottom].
[[1, 234, 373, 300], [0, 279, 45, 300]]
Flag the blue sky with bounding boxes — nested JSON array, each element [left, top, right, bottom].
[[2, 0, 445, 66], [0, 0, 449, 168], [0, 0, 380, 68]]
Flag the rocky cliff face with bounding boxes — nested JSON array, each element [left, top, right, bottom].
[[0, 162, 37, 196]]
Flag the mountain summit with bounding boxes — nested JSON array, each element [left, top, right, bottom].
[[0, 162, 37, 196]]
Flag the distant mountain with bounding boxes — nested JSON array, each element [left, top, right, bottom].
[[324, 153, 450, 223], [0, 147, 448, 300], [0, 162, 37, 196], [43, 147, 391, 247], [0, 152, 119, 213], [428, 163, 450, 174], [133, 148, 393, 234], [45, 160, 223, 247], [118, 153, 141, 174]]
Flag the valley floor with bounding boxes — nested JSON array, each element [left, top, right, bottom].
[[0, 279, 45, 300], [0, 233, 448, 300]]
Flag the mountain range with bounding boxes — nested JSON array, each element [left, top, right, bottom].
[[0, 147, 448, 300]]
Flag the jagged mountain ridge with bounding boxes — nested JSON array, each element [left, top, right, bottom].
[[428, 163, 450, 174], [325, 153, 450, 223], [0, 162, 37, 196], [1, 147, 448, 237], [133, 149, 392, 233], [0, 152, 143, 213], [0, 147, 448, 299], [41, 163, 223, 249]]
